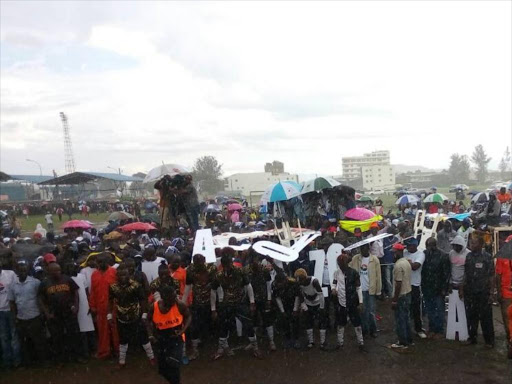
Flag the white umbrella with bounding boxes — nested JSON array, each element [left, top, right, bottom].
[[143, 164, 191, 184]]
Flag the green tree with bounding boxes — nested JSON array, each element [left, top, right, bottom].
[[192, 155, 224, 195], [448, 153, 470, 183], [499, 146, 510, 178], [470, 144, 491, 183]]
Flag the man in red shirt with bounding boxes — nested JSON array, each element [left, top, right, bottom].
[[496, 254, 512, 359], [89, 253, 119, 359]]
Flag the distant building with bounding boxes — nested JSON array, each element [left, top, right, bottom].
[[224, 172, 299, 196], [361, 165, 395, 191], [264, 161, 285, 175], [342, 150, 390, 180]]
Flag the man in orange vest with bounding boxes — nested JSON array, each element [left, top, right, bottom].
[[147, 285, 191, 384]]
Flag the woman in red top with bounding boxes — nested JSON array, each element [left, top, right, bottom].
[[147, 285, 191, 384]]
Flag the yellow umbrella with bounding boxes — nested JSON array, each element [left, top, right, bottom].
[[80, 251, 123, 267], [339, 215, 382, 233]]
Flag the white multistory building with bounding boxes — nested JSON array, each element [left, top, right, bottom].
[[342, 150, 395, 190], [224, 161, 298, 197]]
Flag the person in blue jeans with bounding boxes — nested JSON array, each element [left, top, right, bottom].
[[0, 264, 21, 368], [381, 228, 398, 298], [391, 243, 413, 350], [349, 244, 382, 338]]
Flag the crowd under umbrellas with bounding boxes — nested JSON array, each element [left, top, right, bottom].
[[1, 170, 512, 384]]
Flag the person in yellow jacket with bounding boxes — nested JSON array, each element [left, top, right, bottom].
[[349, 243, 382, 337]]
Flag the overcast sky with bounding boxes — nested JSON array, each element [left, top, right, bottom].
[[1, 1, 511, 178]]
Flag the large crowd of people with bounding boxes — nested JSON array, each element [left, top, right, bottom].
[[1, 185, 512, 384]]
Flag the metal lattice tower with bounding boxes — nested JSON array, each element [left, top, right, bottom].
[[60, 112, 76, 173]]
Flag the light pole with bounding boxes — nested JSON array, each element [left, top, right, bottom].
[[26, 159, 42, 176], [107, 166, 121, 175]]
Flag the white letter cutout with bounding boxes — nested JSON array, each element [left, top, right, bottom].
[[192, 229, 217, 263], [252, 241, 299, 263], [308, 244, 344, 297], [446, 290, 468, 341]]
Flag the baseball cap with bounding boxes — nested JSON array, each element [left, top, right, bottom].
[[392, 243, 405, 251], [43, 253, 57, 264], [406, 238, 419, 246]]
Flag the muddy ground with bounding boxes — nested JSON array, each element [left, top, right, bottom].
[[4, 302, 511, 384]]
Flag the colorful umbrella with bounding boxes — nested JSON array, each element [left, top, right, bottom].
[[260, 181, 302, 204], [61, 220, 92, 230], [344, 208, 377, 221], [227, 203, 243, 211], [356, 195, 374, 203], [301, 177, 341, 194], [339, 215, 382, 233], [108, 211, 134, 221], [118, 222, 157, 232], [395, 194, 420, 205], [471, 192, 489, 203], [423, 193, 448, 203], [143, 164, 191, 184]]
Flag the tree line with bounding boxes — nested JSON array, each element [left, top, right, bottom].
[[449, 145, 509, 184]]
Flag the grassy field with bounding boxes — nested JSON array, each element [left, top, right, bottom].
[[12, 186, 486, 235], [16, 212, 110, 234]]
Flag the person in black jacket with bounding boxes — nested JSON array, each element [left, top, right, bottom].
[[331, 253, 364, 350], [461, 236, 495, 347], [421, 237, 450, 339]]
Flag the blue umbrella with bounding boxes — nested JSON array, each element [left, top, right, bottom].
[[395, 194, 420, 205], [260, 181, 302, 204]]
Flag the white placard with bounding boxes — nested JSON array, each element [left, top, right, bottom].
[[344, 233, 392, 251], [308, 243, 344, 297], [291, 232, 322, 253], [252, 241, 299, 262], [192, 229, 217, 263], [446, 291, 468, 341]]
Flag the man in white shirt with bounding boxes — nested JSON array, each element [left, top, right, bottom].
[[331, 253, 364, 350], [141, 247, 166, 283], [449, 235, 469, 289], [0, 263, 21, 368], [404, 238, 427, 339]]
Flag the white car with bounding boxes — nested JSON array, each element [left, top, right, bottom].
[[367, 189, 384, 196]]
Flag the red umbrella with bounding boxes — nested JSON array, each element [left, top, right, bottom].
[[61, 220, 92, 230], [118, 222, 157, 232], [227, 203, 243, 211], [345, 208, 377, 221]]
